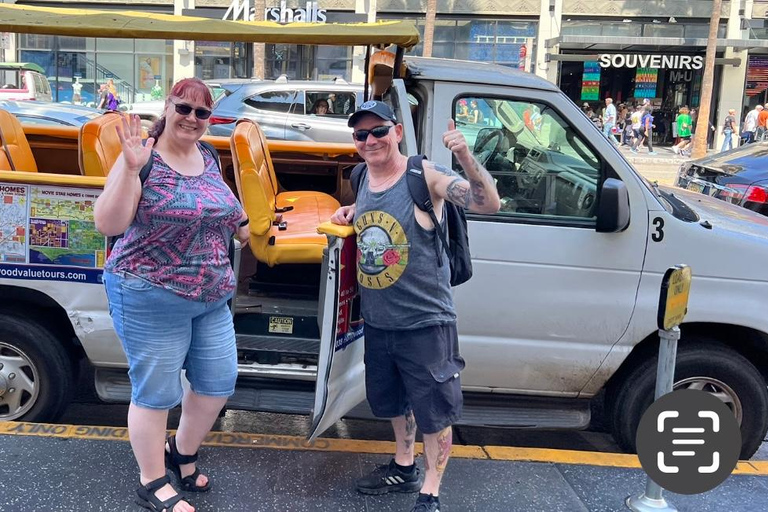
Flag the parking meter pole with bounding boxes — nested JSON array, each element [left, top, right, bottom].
[[627, 265, 689, 512], [626, 327, 681, 510]]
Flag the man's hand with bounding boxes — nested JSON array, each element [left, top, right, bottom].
[[331, 204, 356, 225], [443, 120, 471, 162]]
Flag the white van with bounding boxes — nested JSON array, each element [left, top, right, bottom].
[[0, 63, 53, 102]]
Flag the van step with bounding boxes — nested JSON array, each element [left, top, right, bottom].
[[236, 334, 319, 355], [345, 393, 591, 430], [94, 371, 591, 431], [226, 378, 315, 414]]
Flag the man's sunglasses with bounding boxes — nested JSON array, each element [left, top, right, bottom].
[[353, 125, 394, 142], [170, 100, 212, 120]]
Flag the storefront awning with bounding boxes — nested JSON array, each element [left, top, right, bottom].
[[546, 35, 768, 52], [0, 3, 420, 48]]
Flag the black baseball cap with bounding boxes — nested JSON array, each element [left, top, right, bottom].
[[347, 100, 397, 127]]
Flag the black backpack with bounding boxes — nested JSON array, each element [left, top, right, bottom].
[[107, 140, 220, 251], [350, 155, 473, 286]]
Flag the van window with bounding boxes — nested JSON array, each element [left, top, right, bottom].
[[244, 90, 295, 113], [453, 96, 602, 222]]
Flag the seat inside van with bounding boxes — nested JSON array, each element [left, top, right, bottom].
[[78, 111, 131, 177], [0, 108, 38, 172], [230, 119, 340, 266]]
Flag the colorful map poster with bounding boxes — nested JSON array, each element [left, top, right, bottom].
[[28, 186, 106, 268], [0, 184, 28, 263]]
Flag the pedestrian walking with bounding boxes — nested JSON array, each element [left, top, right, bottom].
[[758, 104, 768, 141], [330, 101, 500, 512], [742, 105, 762, 144], [94, 78, 250, 512], [630, 105, 643, 148], [631, 106, 656, 155], [721, 109, 737, 152], [673, 106, 693, 155], [602, 97, 618, 145]]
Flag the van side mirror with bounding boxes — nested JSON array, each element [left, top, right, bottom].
[[596, 178, 630, 233]]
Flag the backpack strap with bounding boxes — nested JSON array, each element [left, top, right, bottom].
[[405, 155, 450, 266], [350, 162, 368, 199]]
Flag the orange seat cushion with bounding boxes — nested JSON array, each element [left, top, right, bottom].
[[79, 111, 131, 177], [0, 108, 37, 172]]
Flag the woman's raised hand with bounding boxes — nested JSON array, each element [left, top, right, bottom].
[[116, 114, 155, 175]]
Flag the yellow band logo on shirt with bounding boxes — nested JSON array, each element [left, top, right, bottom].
[[355, 210, 409, 290]]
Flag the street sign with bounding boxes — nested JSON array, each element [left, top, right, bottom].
[[657, 265, 691, 331]]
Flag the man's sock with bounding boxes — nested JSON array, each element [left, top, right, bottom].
[[395, 461, 416, 473]]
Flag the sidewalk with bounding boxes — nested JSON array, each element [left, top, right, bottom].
[[1, 421, 766, 511]]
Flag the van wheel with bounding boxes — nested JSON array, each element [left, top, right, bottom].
[[0, 314, 74, 422], [608, 339, 768, 459]]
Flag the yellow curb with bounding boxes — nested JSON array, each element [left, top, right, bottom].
[[484, 446, 768, 476], [0, 421, 485, 458], [0, 421, 764, 476]]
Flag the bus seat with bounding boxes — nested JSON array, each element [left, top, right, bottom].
[[230, 119, 340, 266], [0, 108, 38, 172], [79, 111, 135, 177]]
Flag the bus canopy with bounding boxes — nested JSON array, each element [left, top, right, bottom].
[[0, 3, 419, 49]]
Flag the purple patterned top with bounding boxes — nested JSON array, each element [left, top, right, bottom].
[[105, 143, 243, 302]]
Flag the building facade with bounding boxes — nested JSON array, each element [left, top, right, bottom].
[[2, 0, 768, 147]]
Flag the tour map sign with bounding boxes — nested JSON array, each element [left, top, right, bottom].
[[0, 183, 106, 284]]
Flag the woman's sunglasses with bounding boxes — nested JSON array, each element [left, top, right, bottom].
[[170, 100, 212, 120], [353, 125, 394, 142]]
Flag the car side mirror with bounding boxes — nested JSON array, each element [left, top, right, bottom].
[[596, 178, 630, 233]]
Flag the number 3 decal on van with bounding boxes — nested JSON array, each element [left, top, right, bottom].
[[652, 217, 665, 242]]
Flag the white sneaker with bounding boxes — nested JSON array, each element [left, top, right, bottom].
[[672, 146, 679, 154]]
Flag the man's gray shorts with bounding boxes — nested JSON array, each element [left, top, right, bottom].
[[363, 322, 465, 434]]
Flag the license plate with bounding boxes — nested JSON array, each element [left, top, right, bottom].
[[687, 182, 704, 194]]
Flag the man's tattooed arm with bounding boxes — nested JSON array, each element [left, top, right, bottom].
[[428, 160, 498, 213]]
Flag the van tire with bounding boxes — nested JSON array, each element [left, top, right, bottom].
[[608, 339, 768, 460], [0, 314, 74, 422]]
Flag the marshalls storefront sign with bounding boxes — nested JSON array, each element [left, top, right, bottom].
[[223, 0, 327, 23], [599, 54, 704, 70]]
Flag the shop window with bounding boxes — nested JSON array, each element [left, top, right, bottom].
[[244, 90, 296, 113], [453, 96, 602, 222], [56, 52, 96, 105], [135, 39, 170, 54], [96, 53, 135, 103], [135, 55, 168, 101], [562, 21, 603, 36], [18, 34, 55, 50], [643, 24, 685, 38], [97, 38, 134, 53], [59, 36, 95, 52]]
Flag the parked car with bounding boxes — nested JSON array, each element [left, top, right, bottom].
[[676, 142, 768, 217], [0, 63, 53, 102], [0, 100, 101, 126], [206, 77, 363, 142]]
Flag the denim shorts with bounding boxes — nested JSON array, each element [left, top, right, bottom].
[[104, 271, 238, 410], [364, 322, 465, 434]]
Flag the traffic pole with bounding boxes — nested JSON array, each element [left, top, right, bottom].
[[626, 265, 691, 512]]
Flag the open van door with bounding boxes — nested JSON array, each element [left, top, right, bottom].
[[309, 225, 366, 440]]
